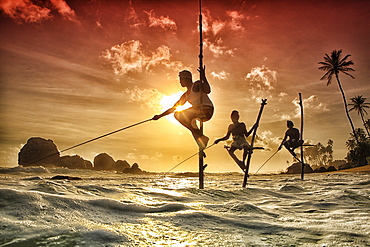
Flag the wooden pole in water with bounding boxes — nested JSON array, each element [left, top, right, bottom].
[[299, 93, 304, 180], [242, 99, 267, 188], [198, 0, 204, 189]]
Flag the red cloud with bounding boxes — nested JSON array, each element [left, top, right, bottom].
[[144, 10, 177, 31], [0, 0, 52, 23], [50, 0, 79, 24], [0, 0, 78, 23]]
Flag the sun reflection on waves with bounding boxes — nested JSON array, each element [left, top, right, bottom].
[[110, 217, 204, 246], [147, 187, 183, 197]]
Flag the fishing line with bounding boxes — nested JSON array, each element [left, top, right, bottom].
[[255, 149, 279, 174], [166, 143, 216, 173], [26, 118, 153, 166]]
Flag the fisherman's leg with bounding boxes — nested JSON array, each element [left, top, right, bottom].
[[174, 110, 201, 138], [242, 146, 249, 164], [284, 141, 297, 156], [283, 141, 290, 150], [228, 147, 245, 170], [292, 140, 304, 149], [175, 110, 208, 148]]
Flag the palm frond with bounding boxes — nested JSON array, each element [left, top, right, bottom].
[[340, 70, 355, 79]]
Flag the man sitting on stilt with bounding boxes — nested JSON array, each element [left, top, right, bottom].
[[152, 67, 214, 149], [278, 120, 304, 157], [214, 110, 257, 170]]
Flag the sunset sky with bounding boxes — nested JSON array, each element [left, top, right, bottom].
[[1, 0, 369, 173]]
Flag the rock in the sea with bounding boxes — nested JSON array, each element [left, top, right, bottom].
[[59, 155, 92, 169], [115, 160, 130, 172], [50, 175, 82, 180], [123, 163, 144, 174], [18, 137, 60, 167], [93, 153, 115, 171], [314, 167, 327, 173], [286, 162, 313, 174], [327, 166, 337, 172]]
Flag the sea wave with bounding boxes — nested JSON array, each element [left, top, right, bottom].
[[0, 168, 369, 246]]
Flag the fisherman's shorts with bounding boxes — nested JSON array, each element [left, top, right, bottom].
[[231, 135, 251, 150]]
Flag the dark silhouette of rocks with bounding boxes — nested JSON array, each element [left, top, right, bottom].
[[18, 137, 147, 173], [50, 175, 82, 180], [314, 167, 327, 173], [286, 162, 313, 174], [115, 160, 130, 172], [314, 166, 338, 173], [59, 155, 93, 169], [18, 137, 60, 167], [123, 163, 145, 174], [327, 166, 337, 172], [93, 153, 116, 171]]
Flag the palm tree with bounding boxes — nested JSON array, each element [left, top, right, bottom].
[[345, 128, 369, 167], [366, 119, 370, 132], [318, 49, 358, 144], [348, 95, 370, 136]]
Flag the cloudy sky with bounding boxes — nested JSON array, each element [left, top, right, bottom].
[[1, 0, 369, 173]]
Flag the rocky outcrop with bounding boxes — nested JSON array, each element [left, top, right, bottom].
[[314, 167, 327, 173], [59, 155, 92, 169], [314, 166, 338, 173], [326, 166, 337, 172], [123, 163, 145, 174], [50, 175, 82, 180], [18, 137, 60, 167], [115, 160, 130, 172], [286, 162, 313, 174], [93, 153, 116, 171], [18, 137, 146, 173]]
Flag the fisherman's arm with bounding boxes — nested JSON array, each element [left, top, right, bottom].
[[198, 66, 211, 94], [152, 95, 185, 120], [152, 107, 176, 120], [278, 132, 288, 150], [245, 123, 257, 137], [214, 126, 232, 144]]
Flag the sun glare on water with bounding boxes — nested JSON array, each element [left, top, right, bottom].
[[160, 91, 192, 124]]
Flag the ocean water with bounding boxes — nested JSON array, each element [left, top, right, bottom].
[[0, 167, 369, 247]]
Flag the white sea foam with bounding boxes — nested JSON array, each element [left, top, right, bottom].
[[0, 167, 369, 246]]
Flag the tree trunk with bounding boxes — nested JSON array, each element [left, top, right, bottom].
[[335, 73, 359, 144], [360, 113, 370, 137]]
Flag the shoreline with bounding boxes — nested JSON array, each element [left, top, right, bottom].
[[326, 164, 370, 174]]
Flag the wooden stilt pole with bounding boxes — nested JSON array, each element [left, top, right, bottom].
[[198, 0, 204, 189], [242, 99, 267, 187], [199, 147, 204, 189], [299, 93, 304, 180]]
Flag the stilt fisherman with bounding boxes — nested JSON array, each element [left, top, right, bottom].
[[152, 66, 214, 149]]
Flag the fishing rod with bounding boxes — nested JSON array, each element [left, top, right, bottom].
[[167, 143, 216, 173], [26, 118, 153, 166], [255, 149, 279, 174]]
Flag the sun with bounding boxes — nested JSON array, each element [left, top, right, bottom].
[[160, 91, 192, 124]]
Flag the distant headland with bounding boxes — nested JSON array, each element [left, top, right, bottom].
[[18, 137, 147, 174]]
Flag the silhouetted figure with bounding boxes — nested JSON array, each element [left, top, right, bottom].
[[214, 110, 257, 170], [278, 120, 303, 156], [152, 67, 214, 149]]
